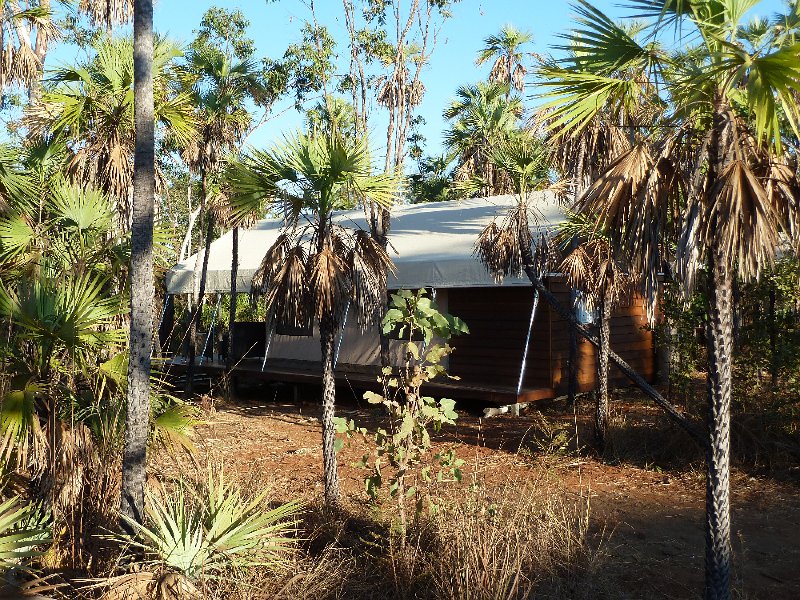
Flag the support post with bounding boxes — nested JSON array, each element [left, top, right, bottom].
[[333, 300, 351, 371], [261, 327, 274, 372], [516, 288, 540, 397], [200, 294, 222, 365]]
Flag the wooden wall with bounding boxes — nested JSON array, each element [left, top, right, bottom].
[[448, 287, 550, 391], [447, 283, 655, 396]]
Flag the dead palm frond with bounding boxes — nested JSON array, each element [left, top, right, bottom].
[[349, 228, 396, 324], [78, 0, 132, 26], [558, 211, 633, 311], [310, 242, 350, 323]]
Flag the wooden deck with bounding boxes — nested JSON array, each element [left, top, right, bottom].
[[165, 357, 555, 406]]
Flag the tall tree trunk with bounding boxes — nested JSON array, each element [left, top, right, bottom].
[[186, 173, 213, 396], [769, 283, 777, 387], [704, 244, 733, 600], [319, 316, 340, 507], [595, 285, 612, 452], [121, 0, 154, 525], [567, 291, 579, 406], [227, 226, 239, 371]]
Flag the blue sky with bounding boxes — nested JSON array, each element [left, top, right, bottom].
[[148, 0, 589, 156], [44, 0, 788, 160]]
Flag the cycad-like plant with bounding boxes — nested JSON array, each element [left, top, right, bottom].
[[227, 130, 401, 506], [111, 472, 299, 597], [538, 2, 800, 597]]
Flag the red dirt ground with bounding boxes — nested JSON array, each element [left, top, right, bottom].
[[166, 388, 800, 600]]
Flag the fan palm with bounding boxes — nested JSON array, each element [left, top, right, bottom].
[[556, 212, 633, 451], [476, 25, 533, 99], [443, 82, 523, 195], [227, 131, 401, 506], [24, 35, 196, 225], [180, 47, 269, 390], [538, 2, 800, 598]]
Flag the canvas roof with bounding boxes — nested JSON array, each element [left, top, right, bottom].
[[165, 192, 566, 295]]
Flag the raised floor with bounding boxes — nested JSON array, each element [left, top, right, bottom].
[[165, 356, 555, 406]]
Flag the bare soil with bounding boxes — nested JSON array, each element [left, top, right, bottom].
[[164, 385, 800, 600]]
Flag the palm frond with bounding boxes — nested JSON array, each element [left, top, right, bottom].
[[310, 242, 350, 323]]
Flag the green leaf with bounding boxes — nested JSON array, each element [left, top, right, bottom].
[[439, 398, 458, 421], [399, 413, 414, 438], [363, 390, 384, 404]]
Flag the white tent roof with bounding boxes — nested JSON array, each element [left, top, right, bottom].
[[166, 193, 566, 295]]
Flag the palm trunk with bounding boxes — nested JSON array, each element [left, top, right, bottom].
[[186, 173, 213, 396], [567, 292, 579, 406], [319, 316, 340, 507], [704, 244, 733, 600], [595, 285, 612, 452], [769, 284, 777, 387], [121, 0, 154, 525], [227, 226, 239, 371]]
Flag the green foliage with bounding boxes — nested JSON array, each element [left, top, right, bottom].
[[25, 36, 196, 206], [271, 22, 337, 109], [0, 496, 51, 572], [409, 155, 463, 203], [115, 471, 300, 583], [190, 7, 256, 61], [336, 289, 468, 536]]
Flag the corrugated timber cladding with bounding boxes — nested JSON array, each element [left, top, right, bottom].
[[447, 283, 655, 395]]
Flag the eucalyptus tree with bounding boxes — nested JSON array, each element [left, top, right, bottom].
[[24, 35, 196, 226], [226, 131, 401, 506], [476, 25, 533, 99], [443, 81, 523, 195], [557, 213, 633, 451], [538, 2, 800, 598]]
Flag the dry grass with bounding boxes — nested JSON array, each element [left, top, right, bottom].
[[430, 479, 603, 600], [135, 453, 609, 600]]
